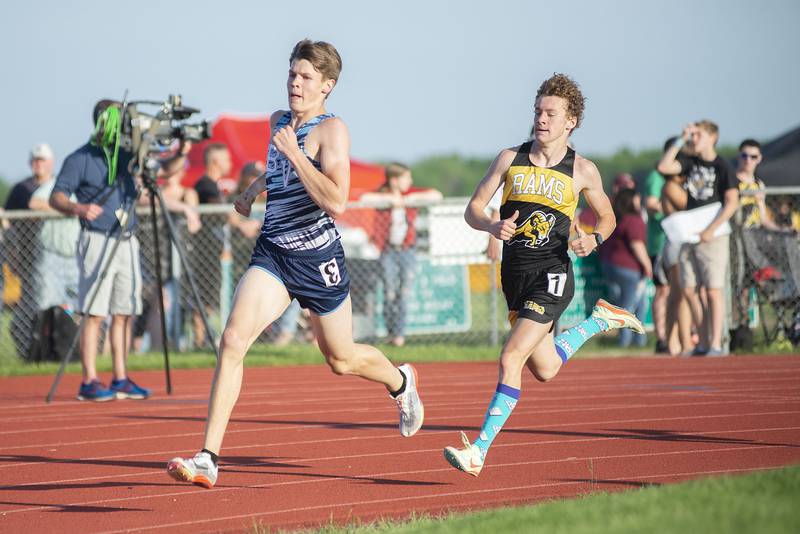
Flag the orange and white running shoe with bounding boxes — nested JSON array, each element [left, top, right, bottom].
[[443, 431, 484, 477], [591, 299, 645, 334], [167, 451, 218, 489]]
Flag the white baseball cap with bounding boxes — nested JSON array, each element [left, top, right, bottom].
[[30, 143, 54, 160]]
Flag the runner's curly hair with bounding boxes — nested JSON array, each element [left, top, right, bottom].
[[535, 73, 586, 132]]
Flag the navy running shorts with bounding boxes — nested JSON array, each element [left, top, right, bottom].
[[249, 236, 351, 315]]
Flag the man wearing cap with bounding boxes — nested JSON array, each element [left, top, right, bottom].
[[3, 143, 57, 358], [5, 144, 56, 210], [29, 147, 82, 312]]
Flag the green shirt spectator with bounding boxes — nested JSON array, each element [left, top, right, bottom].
[[643, 168, 666, 257]]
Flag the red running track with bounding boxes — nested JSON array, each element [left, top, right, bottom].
[[1, 355, 799, 533]]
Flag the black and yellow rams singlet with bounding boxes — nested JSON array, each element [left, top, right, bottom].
[[499, 141, 579, 272]]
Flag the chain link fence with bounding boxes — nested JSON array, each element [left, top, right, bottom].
[[730, 187, 800, 346], [1, 190, 798, 362]]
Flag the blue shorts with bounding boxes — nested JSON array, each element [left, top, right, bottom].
[[249, 236, 351, 315]]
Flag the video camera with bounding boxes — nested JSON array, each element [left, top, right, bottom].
[[119, 94, 212, 175]]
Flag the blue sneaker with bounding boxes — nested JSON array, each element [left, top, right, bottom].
[[77, 380, 115, 402], [110, 377, 151, 400]]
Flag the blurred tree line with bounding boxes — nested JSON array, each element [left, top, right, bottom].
[[409, 144, 738, 198], [0, 175, 8, 204]]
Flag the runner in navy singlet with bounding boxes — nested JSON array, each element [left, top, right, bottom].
[[166, 40, 424, 489]]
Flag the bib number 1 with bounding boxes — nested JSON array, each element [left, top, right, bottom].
[[547, 272, 566, 297]]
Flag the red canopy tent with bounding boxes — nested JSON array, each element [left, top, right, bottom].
[[180, 114, 386, 200]]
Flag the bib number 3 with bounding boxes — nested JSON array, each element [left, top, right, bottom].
[[547, 272, 566, 297], [319, 258, 341, 287]]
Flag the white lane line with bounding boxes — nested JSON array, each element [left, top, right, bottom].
[[3, 426, 799, 489], [2, 397, 798, 456], [1, 380, 797, 435], [1, 364, 798, 413], [2, 409, 798, 484]]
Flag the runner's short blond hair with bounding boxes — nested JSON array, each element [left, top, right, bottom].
[[290, 39, 342, 82]]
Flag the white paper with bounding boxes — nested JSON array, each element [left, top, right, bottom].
[[660, 202, 731, 245]]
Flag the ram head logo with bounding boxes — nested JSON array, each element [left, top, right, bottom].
[[513, 210, 556, 248]]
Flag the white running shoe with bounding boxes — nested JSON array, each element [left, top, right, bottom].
[[167, 451, 218, 489], [394, 363, 424, 437], [591, 299, 645, 334], [443, 431, 484, 477]]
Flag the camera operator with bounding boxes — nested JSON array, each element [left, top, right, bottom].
[[49, 98, 188, 402]]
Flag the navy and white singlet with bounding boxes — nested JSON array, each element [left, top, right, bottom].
[[261, 111, 340, 251]]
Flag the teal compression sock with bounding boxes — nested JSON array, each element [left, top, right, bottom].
[[554, 315, 609, 362], [473, 383, 520, 460]]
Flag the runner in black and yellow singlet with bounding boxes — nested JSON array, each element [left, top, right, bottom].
[[444, 74, 646, 479], [498, 141, 579, 327], [501, 141, 579, 269]]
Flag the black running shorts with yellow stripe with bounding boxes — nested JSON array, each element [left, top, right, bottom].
[[498, 142, 580, 327]]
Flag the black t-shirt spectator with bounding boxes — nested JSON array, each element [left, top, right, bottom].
[[4, 176, 39, 210], [189, 174, 223, 310], [194, 175, 222, 204], [676, 154, 738, 210]]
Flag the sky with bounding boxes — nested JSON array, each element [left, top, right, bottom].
[[1, 0, 799, 182]]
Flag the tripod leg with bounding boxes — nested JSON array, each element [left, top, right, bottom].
[[45, 319, 85, 402], [151, 186, 220, 358], [150, 193, 173, 394]]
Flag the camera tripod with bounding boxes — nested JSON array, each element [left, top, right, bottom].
[[46, 156, 220, 402]]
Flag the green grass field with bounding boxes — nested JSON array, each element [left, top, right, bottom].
[[258, 465, 800, 534], [0, 341, 504, 377]]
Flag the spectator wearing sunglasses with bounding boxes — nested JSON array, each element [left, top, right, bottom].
[[735, 139, 778, 231], [730, 139, 778, 340]]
